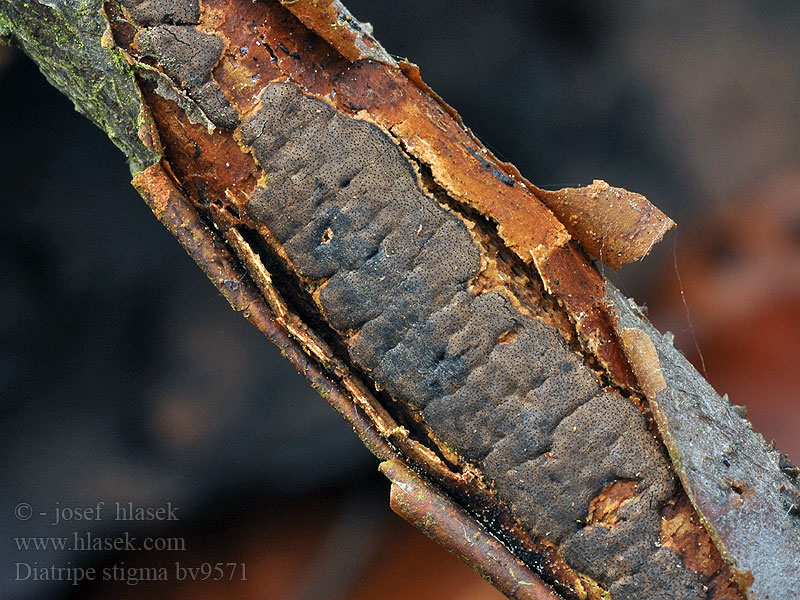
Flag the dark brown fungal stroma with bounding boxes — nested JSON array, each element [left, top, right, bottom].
[[239, 83, 705, 599], [120, 1, 714, 597]]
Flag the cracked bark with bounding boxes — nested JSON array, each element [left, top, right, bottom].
[[2, 1, 798, 599]]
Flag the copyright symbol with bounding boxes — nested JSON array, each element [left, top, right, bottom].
[[14, 503, 33, 520]]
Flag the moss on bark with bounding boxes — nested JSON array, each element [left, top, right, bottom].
[[0, 0, 160, 173]]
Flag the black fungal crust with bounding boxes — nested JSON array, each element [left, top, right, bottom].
[[122, 0, 200, 26], [136, 24, 239, 129], [241, 82, 704, 599], [609, 549, 707, 600]]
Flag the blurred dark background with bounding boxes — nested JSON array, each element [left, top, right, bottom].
[[2, 2, 798, 599]]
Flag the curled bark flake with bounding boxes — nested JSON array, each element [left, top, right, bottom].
[[618, 327, 667, 398], [533, 180, 675, 269]]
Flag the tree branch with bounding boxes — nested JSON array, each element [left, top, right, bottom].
[[2, 1, 797, 599]]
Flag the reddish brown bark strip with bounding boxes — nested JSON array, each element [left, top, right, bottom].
[[280, 0, 396, 66], [381, 459, 564, 600]]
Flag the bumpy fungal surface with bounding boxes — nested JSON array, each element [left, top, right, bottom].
[[136, 24, 238, 129], [240, 82, 704, 598]]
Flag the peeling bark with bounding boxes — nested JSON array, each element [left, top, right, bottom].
[[381, 458, 563, 600], [532, 180, 675, 269], [609, 287, 800, 599], [2, 1, 797, 599]]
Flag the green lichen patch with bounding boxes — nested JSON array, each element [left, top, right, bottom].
[[0, 14, 12, 37], [0, 0, 160, 173]]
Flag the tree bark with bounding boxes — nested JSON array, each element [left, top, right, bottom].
[[2, 2, 798, 599]]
